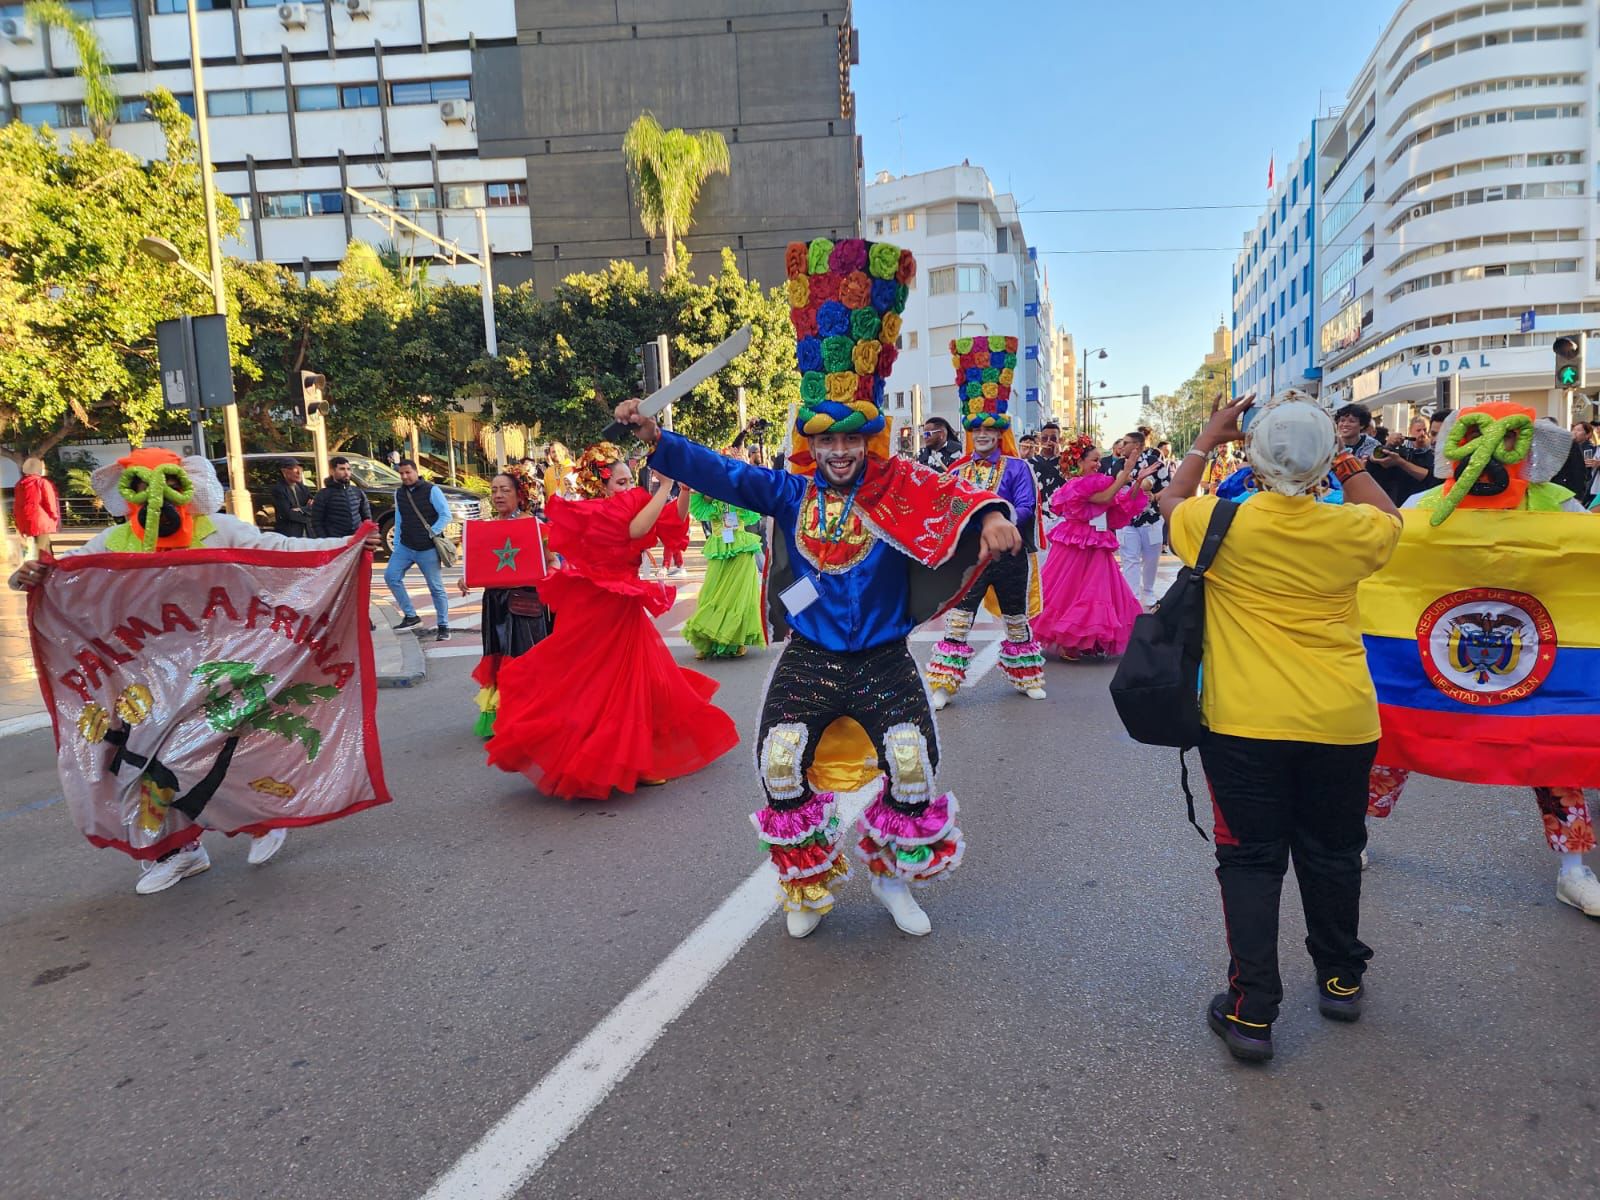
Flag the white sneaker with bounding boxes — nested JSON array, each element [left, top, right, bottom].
[[1556, 865, 1600, 916], [931, 691, 949, 712], [1360, 847, 1370, 871], [1025, 687, 1047, 701], [870, 876, 931, 936], [666, 566, 687, 579], [135, 843, 211, 895], [247, 827, 287, 865], [785, 908, 824, 938]]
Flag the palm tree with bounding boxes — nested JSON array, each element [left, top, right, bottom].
[[621, 111, 731, 279], [26, 1, 118, 141]]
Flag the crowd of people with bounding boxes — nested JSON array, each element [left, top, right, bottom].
[[8, 232, 1599, 1070]]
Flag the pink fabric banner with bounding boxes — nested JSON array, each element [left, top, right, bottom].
[[28, 533, 391, 859]]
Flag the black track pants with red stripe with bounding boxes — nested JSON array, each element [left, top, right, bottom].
[[1199, 731, 1378, 1027]]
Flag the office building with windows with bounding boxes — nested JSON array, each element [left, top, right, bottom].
[[1231, 128, 1328, 400], [1302, 0, 1596, 424], [0, 1, 860, 291], [864, 164, 1058, 439]]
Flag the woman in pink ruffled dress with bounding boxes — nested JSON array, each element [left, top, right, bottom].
[[1034, 436, 1162, 660]]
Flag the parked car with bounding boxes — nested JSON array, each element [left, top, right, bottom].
[[212, 453, 484, 558]]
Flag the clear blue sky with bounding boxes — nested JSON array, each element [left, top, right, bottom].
[[853, 0, 1397, 435]]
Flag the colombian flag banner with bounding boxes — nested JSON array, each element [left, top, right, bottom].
[[1359, 509, 1600, 788]]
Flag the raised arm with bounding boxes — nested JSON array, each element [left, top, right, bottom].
[[646, 430, 799, 517]]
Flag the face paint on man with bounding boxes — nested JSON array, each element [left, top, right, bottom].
[[971, 429, 1000, 455], [809, 432, 868, 488]]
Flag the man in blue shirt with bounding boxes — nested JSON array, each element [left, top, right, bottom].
[[612, 394, 1019, 941], [386, 460, 454, 641]]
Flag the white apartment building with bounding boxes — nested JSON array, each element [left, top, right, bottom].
[[1311, 0, 1597, 425], [1232, 128, 1328, 399], [0, 1, 530, 283], [865, 165, 1058, 437]]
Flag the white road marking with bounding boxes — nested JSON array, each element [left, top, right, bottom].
[[0, 712, 52, 740], [420, 645, 1004, 1199]]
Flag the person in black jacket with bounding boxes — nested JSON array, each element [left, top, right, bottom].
[[917, 417, 961, 472], [269, 460, 314, 538], [310, 456, 372, 539]]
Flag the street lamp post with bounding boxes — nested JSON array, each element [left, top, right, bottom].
[[184, 0, 251, 521], [1078, 347, 1107, 433], [956, 309, 976, 340]]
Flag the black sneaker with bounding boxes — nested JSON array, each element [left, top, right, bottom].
[[394, 614, 422, 631], [1207, 992, 1274, 1062], [1317, 975, 1364, 1022], [435, 626, 451, 642]]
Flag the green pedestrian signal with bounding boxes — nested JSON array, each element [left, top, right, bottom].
[[1554, 335, 1585, 390]]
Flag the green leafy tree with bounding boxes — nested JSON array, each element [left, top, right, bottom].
[[621, 111, 731, 279], [1141, 357, 1231, 455], [0, 90, 251, 466], [25, 1, 118, 141], [193, 660, 338, 762], [666, 248, 796, 448], [491, 261, 674, 446]]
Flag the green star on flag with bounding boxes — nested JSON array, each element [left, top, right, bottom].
[[493, 537, 520, 571]]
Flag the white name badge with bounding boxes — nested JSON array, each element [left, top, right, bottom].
[[722, 511, 738, 543], [779, 574, 820, 616]]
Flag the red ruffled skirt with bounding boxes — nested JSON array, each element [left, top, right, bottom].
[[485, 569, 738, 800]]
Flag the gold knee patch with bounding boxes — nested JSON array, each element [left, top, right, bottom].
[[883, 722, 933, 805], [760, 723, 809, 802]]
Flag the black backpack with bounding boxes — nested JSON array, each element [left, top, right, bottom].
[[1108, 500, 1238, 836]]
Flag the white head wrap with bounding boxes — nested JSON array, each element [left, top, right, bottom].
[[1244, 390, 1337, 497]]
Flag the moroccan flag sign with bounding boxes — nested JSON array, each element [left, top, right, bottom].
[[463, 517, 547, 589], [1358, 509, 1600, 787], [28, 531, 390, 860]]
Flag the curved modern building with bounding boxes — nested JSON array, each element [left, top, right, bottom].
[[1236, 0, 1596, 424]]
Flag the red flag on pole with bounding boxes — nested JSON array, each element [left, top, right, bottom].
[[463, 518, 547, 589], [1267, 155, 1275, 191]]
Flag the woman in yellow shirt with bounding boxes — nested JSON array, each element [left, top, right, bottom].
[[1158, 392, 1401, 1064]]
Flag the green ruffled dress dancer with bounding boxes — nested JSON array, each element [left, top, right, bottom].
[[683, 489, 767, 658]]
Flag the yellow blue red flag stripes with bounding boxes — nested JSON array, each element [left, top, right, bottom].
[[1357, 509, 1600, 787]]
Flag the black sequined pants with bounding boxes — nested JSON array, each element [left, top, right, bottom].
[[756, 634, 938, 813], [950, 547, 1030, 615]]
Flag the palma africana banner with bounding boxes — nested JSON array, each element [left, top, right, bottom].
[[28, 533, 391, 860]]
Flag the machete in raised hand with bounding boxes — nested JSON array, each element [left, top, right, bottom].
[[602, 323, 753, 442]]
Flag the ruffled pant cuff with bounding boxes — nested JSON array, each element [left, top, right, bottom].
[[756, 792, 850, 913], [998, 639, 1045, 691], [855, 789, 965, 885], [927, 640, 973, 695]]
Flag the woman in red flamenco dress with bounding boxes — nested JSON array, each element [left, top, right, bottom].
[[485, 443, 738, 800]]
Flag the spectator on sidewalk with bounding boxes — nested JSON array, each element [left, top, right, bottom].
[[1334, 403, 1380, 461], [270, 459, 314, 538], [309, 456, 372, 539], [12, 458, 59, 560], [386, 460, 453, 641], [1369, 415, 1433, 506], [1116, 429, 1169, 607], [917, 417, 961, 472], [1158, 391, 1402, 1064]]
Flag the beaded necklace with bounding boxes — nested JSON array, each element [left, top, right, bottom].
[[809, 472, 865, 544], [963, 455, 1002, 492]]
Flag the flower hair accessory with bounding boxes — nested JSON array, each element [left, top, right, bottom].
[[575, 441, 626, 499], [1059, 434, 1097, 475]]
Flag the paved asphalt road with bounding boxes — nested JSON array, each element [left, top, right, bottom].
[[3, 631, 1598, 1199]]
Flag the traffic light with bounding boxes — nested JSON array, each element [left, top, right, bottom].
[[638, 342, 663, 396], [1554, 335, 1585, 390], [297, 370, 328, 426]]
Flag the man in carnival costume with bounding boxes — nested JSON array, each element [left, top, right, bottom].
[[924, 336, 1046, 709], [9, 448, 383, 895], [1361, 401, 1600, 917], [613, 237, 1022, 940]]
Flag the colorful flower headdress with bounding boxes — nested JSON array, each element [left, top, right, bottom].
[[575, 441, 625, 500], [952, 335, 1019, 432], [1059, 434, 1097, 475], [787, 237, 916, 439]]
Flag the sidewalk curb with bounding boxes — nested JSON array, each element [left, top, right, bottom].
[[371, 599, 427, 689]]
